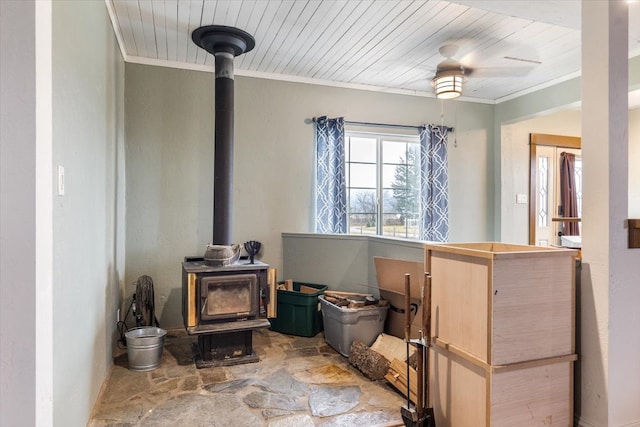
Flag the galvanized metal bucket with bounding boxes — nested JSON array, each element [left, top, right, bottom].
[[125, 327, 167, 371]]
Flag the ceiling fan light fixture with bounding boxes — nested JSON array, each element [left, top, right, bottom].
[[433, 71, 463, 99]]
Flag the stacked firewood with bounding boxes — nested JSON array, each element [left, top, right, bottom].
[[323, 291, 388, 310]]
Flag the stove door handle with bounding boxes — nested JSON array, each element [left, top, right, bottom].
[[201, 297, 208, 315]]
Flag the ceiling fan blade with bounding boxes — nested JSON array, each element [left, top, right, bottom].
[[466, 65, 536, 78]]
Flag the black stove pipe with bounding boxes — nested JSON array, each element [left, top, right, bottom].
[[213, 51, 234, 245], [192, 26, 255, 245]]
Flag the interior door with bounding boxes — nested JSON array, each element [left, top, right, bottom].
[[534, 146, 582, 246], [529, 133, 582, 246]]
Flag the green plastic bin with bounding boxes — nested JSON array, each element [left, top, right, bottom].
[[269, 282, 327, 337]]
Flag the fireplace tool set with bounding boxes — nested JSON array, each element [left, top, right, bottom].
[[401, 272, 436, 427]]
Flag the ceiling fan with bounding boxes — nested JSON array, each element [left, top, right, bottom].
[[430, 43, 540, 99], [431, 45, 468, 99]]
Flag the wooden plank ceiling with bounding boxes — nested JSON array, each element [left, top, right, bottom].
[[106, 0, 640, 103]]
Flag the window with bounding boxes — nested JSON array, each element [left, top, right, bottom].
[[345, 132, 420, 239], [316, 119, 448, 241]]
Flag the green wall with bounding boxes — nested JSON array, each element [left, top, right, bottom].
[[52, 1, 124, 425], [124, 64, 496, 327]]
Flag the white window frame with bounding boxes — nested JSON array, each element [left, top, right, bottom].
[[345, 130, 420, 239]]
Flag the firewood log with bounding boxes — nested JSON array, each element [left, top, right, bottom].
[[349, 339, 390, 380]]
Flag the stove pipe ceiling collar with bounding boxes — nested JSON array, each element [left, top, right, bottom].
[[191, 25, 255, 57]]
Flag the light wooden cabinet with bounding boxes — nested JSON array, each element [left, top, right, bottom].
[[425, 242, 578, 427]]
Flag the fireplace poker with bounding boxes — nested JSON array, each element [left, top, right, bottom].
[[401, 273, 418, 425], [400, 273, 435, 427], [422, 273, 436, 426]]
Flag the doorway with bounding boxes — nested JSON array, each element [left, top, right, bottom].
[[529, 133, 582, 246]]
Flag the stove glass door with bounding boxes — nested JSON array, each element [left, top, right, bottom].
[[200, 274, 258, 321]]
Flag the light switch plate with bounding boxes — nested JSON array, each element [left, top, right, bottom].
[[57, 165, 65, 196], [516, 194, 528, 204]]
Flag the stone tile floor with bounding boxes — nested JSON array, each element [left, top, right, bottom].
[[88, 328, 405, 426]]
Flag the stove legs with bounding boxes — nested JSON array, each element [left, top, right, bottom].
[[194, 330, 259, 368]]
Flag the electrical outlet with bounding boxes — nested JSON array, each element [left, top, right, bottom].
[[516, 194, 528, 204]]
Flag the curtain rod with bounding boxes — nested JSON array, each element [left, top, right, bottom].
[[311, 117, 454, 133]]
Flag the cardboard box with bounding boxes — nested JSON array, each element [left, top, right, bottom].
[[374, 256, 426, 339]]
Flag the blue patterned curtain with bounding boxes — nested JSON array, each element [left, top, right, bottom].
[[420, 125, 449, 241], [315, 116, 347, 233]]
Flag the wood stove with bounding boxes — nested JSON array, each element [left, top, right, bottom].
[[182, 257, 269, 368], [182, 25, 270, 368]]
